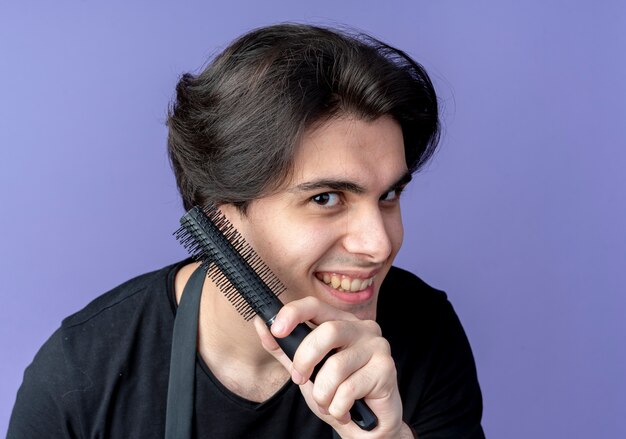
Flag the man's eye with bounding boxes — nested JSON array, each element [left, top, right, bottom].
[[380, 189, 402, 202], [311, 192, 340, 206]]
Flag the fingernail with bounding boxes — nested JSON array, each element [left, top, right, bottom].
[[271, 320, 283, 335]]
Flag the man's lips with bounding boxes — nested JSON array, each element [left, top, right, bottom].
[[315, 272, 376, 293]]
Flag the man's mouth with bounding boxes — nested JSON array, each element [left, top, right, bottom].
[[315, 272, 375, 292]]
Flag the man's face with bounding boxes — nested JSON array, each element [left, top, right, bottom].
[[222, 115, 409, 320]]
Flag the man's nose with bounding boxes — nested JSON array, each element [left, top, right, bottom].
[[342, 206, 394, 263]]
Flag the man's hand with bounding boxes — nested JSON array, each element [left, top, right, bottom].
[[253, 296, 414, 438]]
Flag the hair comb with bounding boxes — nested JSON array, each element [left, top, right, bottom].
[[175, 204, 378, 431]]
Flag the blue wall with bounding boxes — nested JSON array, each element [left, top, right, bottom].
[[1, 1, 624, 437]]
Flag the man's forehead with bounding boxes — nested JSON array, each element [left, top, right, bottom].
[[277, 115, 409, 193]]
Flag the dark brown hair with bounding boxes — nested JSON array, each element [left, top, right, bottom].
[[167, 23, 440, 212]]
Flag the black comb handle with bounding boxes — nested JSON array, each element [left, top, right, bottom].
[[269, 319, 378, 431]]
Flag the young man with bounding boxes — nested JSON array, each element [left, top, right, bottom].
[[9, 24, 484, 438]]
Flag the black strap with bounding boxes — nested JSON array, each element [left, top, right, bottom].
[[165, 265, 206, 439]]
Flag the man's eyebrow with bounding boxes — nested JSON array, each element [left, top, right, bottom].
[[389, 171, 413, 191], [290, 180, 366, 194], [289, 171, 413, 194]]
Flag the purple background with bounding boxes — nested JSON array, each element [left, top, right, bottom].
[[1, 1, 624, 437]]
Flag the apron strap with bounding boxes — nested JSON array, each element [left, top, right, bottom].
[[165, 264, 206, 439]]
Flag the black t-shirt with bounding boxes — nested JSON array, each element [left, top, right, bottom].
[[8, 261, 485, 438]]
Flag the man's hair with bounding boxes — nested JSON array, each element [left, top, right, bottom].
[[167, 23, 440, 212]]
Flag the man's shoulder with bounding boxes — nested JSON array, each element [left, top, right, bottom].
[[54, 259, 187, 374], [382, 267, 485, 437], [10, 261, 185, 437], [44, 259, 185, 387], [378, 266, 452, 332], [61, 259, 183, 329], [383, 265, 448, 302]]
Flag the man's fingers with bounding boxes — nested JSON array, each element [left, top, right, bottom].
[[270, 296, 358, 338], [253, 317, 318, 386]]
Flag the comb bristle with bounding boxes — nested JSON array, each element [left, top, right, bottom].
[[199, 204, 285, 301], [174, 204, 286, 322], [206, 264, 256, 320]]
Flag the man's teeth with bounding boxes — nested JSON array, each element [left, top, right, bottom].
[[319, 273, 374, 292]]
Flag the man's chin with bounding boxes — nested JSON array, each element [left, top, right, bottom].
[[335, 300, 377, 321]]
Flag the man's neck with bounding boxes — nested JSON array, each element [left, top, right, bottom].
[[174, 262, 290, 402]]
